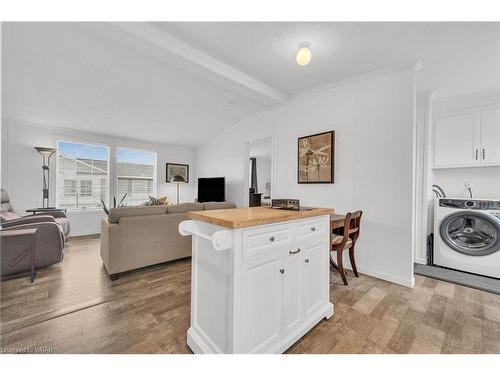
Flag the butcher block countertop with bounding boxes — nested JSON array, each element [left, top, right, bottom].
[[186, 206, 334, 229]]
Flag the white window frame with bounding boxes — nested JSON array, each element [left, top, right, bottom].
[[56, 139, 110, 212], [116, 146, 157, 202]]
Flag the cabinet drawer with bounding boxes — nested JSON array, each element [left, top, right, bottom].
[[296, 220, 326, 241], [242, 224, 291, 258]]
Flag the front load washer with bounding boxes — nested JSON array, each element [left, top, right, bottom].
[[434, 198, 500, 279]]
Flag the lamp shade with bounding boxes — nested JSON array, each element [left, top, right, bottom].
[[34, 146, 56, 158], [170, 175, 186, 183]]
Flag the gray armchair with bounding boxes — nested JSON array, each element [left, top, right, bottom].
[[1, 221, 64, 278], [1, 189, 71, 239]]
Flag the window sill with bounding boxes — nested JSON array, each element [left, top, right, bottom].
[[65, 209, 106, 214]]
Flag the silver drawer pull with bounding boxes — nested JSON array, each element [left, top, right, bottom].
[[270, 236, 275, 242], [289, 248, 301, 255], [305, 258, 309, 263], [311, 227, 316, 231]]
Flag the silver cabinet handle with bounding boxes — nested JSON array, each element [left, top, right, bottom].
[[305, 258, 310, 263], [311, 227, 316, 231], [280, 269, 284, 274], [483, 148, 486, 160], [475, 149, 478, 160], [269, 236, 275, 242], [289, 248, 301, 255]]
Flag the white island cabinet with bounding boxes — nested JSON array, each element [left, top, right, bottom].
[[179, 207, 334, 354]]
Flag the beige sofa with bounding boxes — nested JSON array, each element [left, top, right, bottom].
[[100, 201, 236, 279]]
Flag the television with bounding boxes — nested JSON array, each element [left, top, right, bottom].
[[198, 177, 225, 203]]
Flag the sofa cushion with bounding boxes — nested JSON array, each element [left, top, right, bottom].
[[0, 210, 21, 222], [166, 202, 203, 214], [202, 201, 237, 210], [108, 206, 167, 224], [55, 217, 71, 237]]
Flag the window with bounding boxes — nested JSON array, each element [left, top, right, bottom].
[[56, 141, 109, 210], [64, 180, 76, 196], [80, 180, 92, 196], [117, 148, 156, 204]]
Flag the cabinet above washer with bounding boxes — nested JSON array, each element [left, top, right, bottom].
[[433, 107, 500, 169]]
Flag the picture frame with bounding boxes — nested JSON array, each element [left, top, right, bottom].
[[297, 130, 335, 184], [166, 163, 189, 183]]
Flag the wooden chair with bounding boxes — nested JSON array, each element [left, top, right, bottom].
[[330, 211, 362, 286]]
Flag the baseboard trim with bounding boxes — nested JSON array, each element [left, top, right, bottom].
[[414, 257, 427, 265], [342, 265, 415, 288], [360, 266, 415, 288]]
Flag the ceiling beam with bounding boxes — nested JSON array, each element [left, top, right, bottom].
[[83, 22, 289, 106]]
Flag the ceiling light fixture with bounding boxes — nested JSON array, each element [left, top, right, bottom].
[[296, 42, 312, 66]]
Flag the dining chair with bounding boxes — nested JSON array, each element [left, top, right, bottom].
[[330, 210, 363, 286]]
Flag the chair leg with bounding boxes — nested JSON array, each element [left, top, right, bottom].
[[349, 244, 359, 278], [329, 252, 339, 271], [337, 248, 348, 286]]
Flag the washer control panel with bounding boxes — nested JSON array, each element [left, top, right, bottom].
[[440, 198, 500, 210]]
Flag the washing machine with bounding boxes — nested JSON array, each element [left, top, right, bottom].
[[434, 198, 500, 279]]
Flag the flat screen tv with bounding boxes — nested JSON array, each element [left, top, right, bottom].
[[198, 177, 225, 203]]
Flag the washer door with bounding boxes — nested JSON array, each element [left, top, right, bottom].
[[440, 211, 500, 256]]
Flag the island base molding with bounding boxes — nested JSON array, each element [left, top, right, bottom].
[[187, 303, 334, 354]]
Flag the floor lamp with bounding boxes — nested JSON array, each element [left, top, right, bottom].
[[170, 175, 186, 204], [34, 146, 57, 208]]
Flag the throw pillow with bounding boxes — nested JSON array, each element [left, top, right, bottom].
[[148, 196, 170, 206]]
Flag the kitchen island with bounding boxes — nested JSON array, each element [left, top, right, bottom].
[[178, 206, 334, 354]]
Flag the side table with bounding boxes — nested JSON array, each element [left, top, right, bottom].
[[26, 208, 67, 216]]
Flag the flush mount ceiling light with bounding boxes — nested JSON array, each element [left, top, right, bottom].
[[296, 42, 312, 66]]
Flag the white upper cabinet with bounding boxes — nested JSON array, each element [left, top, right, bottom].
[[434, 107, 500, 168], [434, 113, 477, 167], [481, 108, 500, 165]]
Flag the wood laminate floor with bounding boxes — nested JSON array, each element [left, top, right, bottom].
[[1, 236, 499, 354]]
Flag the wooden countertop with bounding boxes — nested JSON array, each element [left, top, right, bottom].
[[186, 206, 334, 229]]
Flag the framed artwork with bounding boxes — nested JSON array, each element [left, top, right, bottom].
[[297, 130, 335, 184], [166, 163, 189, 183]]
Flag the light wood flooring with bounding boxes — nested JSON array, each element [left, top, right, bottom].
[[1, 235, 499, 354]]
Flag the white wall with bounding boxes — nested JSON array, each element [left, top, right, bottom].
[[196, 65, 418, 287], [1, 119, 196, 236], [433, 167, 500, 199]]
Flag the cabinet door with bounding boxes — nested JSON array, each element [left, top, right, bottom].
[[481, 108, 500, 164], [283, 246, 303, 336], [434, 114, 477, 167], [241, 249, 283, 353], [302, 243, 327, 316]]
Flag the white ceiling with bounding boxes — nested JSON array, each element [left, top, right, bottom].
[[3, 22, 499, 147], [155, 22, 500, 97], [1, 23, 269, 146]]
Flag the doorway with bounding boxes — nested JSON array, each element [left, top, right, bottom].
[[247, 136, 273, 207]]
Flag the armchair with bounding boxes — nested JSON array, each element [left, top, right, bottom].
[[1, 189, 71, 239], [1, 221, 64, 279]]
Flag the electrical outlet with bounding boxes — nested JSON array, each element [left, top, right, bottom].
[[464, 181, 472, 189]]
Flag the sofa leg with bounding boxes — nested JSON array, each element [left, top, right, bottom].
[[110, 273, 120, 281]]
